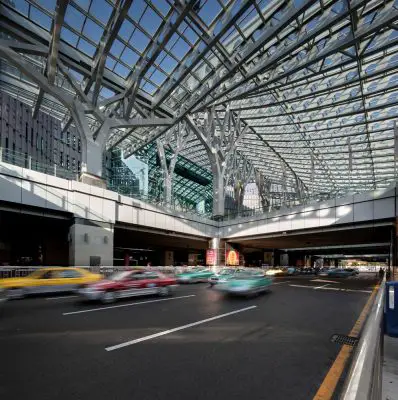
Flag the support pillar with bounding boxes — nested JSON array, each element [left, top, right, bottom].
[[70, 101, 111, 187], [69, 218, 114, 267], [156, 122, 191, 206], [207, 237, 224, 267], [187, 107, 248, 218], [163, 250, 174, 266]]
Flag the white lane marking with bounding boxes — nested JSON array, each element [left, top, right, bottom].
[[311, 279, 340, 284], [273, 281, 291, 285], [46, 295, 78, 300], [105, 305, 257, 352], [289, 284, 316, 289], [290, 284, 371, 294], [63, 295, 196, 316], [314, 284, 330, 290]]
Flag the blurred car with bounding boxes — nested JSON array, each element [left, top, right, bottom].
[[328, 268, 357, 278], [216, 271, 273, 296], [176, 267, 213, 283], [287, 267, 299, 275], [208, 268, 242, 286], [299, 267, 316, 275], [0, 267, 102, 299], [318, 268, 330, 277], [80, 270, 177, 303], [265, 268, 288, 276]]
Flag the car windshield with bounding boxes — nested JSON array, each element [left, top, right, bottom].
[[233, 272, 259, 280], [220, 269, 234, 275], [109, 271, 132, 281]]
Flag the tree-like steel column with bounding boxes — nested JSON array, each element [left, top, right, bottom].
[[187, 107, 248, 217], [226, 153, 254, 215], [156, 121, 191, 205], [255, 171, 271, 212]]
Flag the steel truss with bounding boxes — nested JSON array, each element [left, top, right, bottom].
[[1, 0, 398, 215]]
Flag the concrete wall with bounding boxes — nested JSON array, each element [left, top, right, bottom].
[[220, 186, 396, 239], [69, 221, 114, 267], [0, 161, 217, 238]]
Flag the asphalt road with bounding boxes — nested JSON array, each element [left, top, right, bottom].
[[0, 274, 379, 400]]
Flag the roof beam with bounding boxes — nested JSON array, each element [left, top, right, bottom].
[[90, 0, 133, 106], [123, 0, 198, 119], [207, 1, 398, 106]]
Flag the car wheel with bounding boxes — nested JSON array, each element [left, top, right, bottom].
[[7, 288, 25, 300], [158, 286, 171, 297], [101, 291, 115, 304]]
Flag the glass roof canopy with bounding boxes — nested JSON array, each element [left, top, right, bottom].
[[1, 0, 398, 203]]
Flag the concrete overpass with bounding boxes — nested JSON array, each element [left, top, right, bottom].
[[0, 160, 397, 266]]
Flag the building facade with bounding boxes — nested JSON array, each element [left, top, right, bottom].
[[0, 91, 82, 174]]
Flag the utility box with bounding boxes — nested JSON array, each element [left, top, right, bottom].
[[385, 282, 398, 337]]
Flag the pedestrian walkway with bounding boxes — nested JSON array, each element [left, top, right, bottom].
[[383, 336, 398, 400]]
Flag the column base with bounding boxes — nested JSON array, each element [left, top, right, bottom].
[[79, 172, 106, 188]]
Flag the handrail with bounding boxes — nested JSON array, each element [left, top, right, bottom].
[[340, 278, 386, 399]]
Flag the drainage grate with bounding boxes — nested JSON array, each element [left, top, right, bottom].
[[330, 334, 359, 346]]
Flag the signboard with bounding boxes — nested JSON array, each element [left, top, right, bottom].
[[206, 249, 216, 266], [226, 250, 239, 266]]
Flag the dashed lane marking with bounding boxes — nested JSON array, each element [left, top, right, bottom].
[[272, 281, 291, 285], [63, 295, 196, 316], [105, 305, 257, 351]]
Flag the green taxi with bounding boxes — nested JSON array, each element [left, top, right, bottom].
[[216, 271, 273, 296], [176, 267, 214, 283]]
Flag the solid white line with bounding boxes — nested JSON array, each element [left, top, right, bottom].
[[289, 284, 315, 289], [273, 281, 291, 285], [63, 295, 196, 316], [314, 284, 330, 290], [290, 285, 371, 294], [311, 279, 339, 284], [105, 305, 257, 352], [46, 295, 78, 300]]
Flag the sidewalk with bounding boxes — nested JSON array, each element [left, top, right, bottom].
[[383, 335, 398, 400]]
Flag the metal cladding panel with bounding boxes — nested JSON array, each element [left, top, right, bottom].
[[374, 198, 395, 220]]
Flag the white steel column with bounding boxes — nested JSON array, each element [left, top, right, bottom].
[[156, 121, 191, 205], [187, 106, 248, 217]]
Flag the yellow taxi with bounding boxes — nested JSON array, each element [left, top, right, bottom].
[[0, 267, 103, 299]]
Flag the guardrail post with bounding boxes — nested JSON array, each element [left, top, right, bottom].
[[54, 164, 57, 177], [28, 156, 32, 170]]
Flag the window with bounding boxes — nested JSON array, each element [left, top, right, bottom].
[[31, 128, 33, 144], [60, 131, 64, 142], [67, 132, 70, 146], [5, 137, 8, 149], [53, 148, 57, 163], [72, 157, 76, 172], [78, 139, 81, 153], [66, 155, 70, 170], [41, 138, 43, 151], [77, 161, 81, 172], [58, 270, 82, 278], [36, 134, 39, 150], [60, 151, 64, 167], [72, 135, 76, 149]]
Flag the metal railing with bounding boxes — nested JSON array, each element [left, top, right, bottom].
[[340, 278, 386, 400], [0, 147, 78, 180]]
